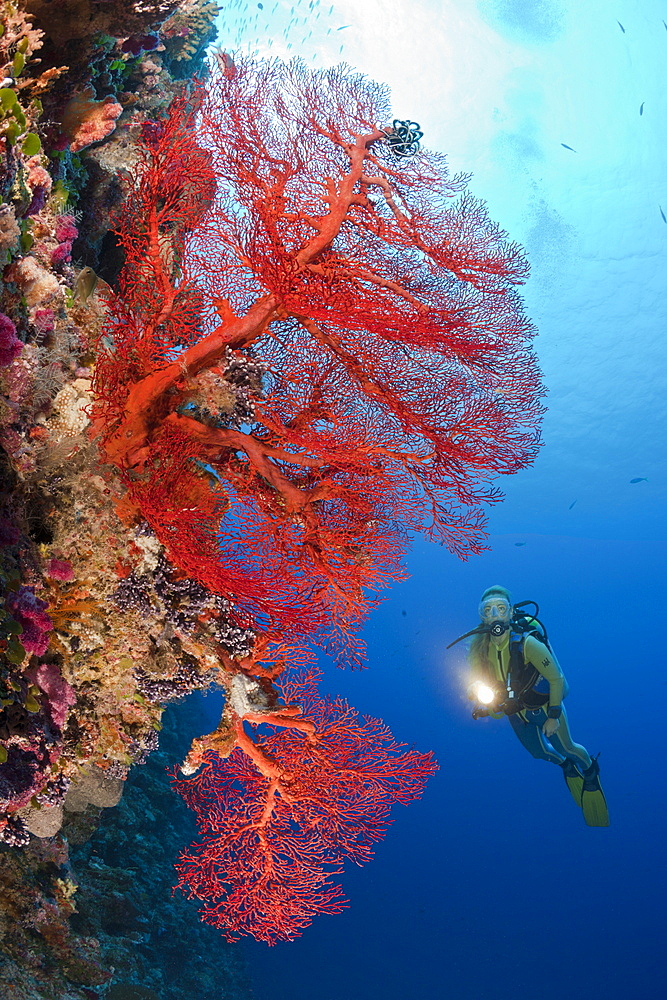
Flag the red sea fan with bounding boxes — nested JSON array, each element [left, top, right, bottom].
[[125, 423, 333, 639], [92, 56, 544, 649], [172, 668, 437, 944]]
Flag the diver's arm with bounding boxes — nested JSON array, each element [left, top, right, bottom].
[[523, 635, 565, 715]]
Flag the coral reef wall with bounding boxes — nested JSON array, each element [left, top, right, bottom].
[[0, 2, 249, 997], [0, 0, 542, 988]]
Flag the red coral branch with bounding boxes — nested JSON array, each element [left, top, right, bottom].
[[91, 57, 544, 651], [172, 668, 437, 944]]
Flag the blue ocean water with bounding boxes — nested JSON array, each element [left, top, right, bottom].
[[187, 1, 666, 997], [242, 534, 666, 999]]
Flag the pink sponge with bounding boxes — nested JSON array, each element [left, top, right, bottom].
[[46, 558, 74, 581], [70, 98, 123, 153]]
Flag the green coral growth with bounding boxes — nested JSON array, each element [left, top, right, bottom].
[[22, 131, 41, 154]]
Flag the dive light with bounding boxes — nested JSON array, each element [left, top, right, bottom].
[[469, 679, 522, 720]]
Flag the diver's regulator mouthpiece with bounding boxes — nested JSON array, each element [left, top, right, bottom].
[[446, 616, 514, 649]]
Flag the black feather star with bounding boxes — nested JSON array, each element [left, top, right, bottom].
[[383, 119, 424, 158]]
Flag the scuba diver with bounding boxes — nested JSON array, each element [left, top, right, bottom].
[[448, 585, 609, 826]]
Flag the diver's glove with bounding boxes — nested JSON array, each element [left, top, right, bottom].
[[542, 717, 560, 738], [471, 704, 510, 720]]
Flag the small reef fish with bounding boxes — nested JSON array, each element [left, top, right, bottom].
[[214, 50, 237, 78], [337, 25, 351, 30], [629, 477, 648, 484], [568, 500, 577, 510], [74, 266, 98, 303], [660, 206, 666, 224], [639, 102, 645, 116], [617, 20, 625, 33], [561, 143, 577, 152]]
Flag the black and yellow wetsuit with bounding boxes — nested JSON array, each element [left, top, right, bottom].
[[469, 628, 609, 825], [471, 630, 592, 770]]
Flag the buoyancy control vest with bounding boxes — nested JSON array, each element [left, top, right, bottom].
[[501, 625, 550, 713]]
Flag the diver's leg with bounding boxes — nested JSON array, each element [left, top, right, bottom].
[[547, 707, 592, 770], [508, 710, 564, 764], [510, 710, 590, 810], [550, 710, 608, 824]]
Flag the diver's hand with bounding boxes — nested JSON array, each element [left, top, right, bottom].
[[542, 717, 560, 738]]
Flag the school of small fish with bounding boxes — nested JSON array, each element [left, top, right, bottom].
[[211, 0, 353, 63], [215, 5, 661, 229]]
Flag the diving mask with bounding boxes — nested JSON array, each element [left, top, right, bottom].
[[478, 597, 512, 623]]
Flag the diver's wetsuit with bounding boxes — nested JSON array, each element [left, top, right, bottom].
[[473, 633, 592, 771]]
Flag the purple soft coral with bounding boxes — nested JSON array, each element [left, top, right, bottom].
[[32, 662, 76, 729], [0, 313, 23, 367], [121, 33, 159, 56], [46, 558, 74, 581], [55, 216, 78, 243], [52, 215, 78, 267], [6, 587, 53, 655]]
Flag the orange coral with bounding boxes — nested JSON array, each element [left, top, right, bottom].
[[62, 88, 123, 153]]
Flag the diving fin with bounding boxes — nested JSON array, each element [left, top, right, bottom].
[[560, 758, 584, 807], [580, 755, 609, 827]]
